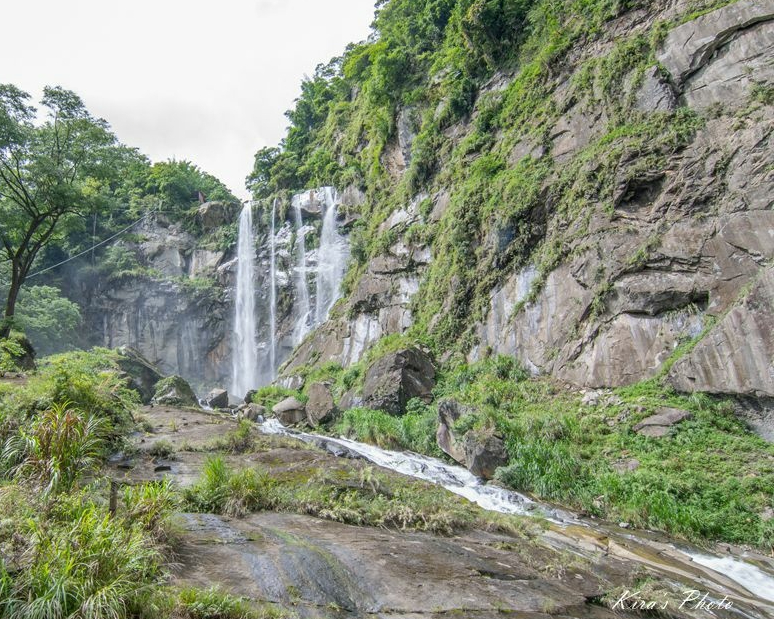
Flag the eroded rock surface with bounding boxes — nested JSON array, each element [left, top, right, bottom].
[[361, 347, 436, 415]]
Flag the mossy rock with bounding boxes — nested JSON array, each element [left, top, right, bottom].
[[152, 375, 198, 407]]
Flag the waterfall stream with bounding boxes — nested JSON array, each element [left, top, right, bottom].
[[260, 418, 774, 607], [291, 195, 312, 345], [230, 204, 259, 399], [315, 187, 348, 324], [268, 199, 278, 380]]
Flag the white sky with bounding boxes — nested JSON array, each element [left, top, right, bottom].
[[0, 0, 376, 199]]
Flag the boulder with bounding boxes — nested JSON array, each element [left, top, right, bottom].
[[196, 201, 239, 231], [361, 347, 435, 415], [244, 389, 258, 404], [115, 346, 163, 404], [464, 430, 509, 480], [436, 399, 470, 465], [241, 403, 266, 422], [633, 407, 692, 438], [203, 388, 229, 409], [272, 396, 306, 426], [306, 382, 336, 425], [151, 375, 199, 407]]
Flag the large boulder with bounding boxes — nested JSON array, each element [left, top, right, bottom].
[[436, 399, 508, 480], [306, 382, 336, 426], [464, 430, 508, 479], [115, 346, 163, 404], [272, 396, 306, 426], [203, 388, 229, 409], [436, 399, 470, 464], [151, 375, 199, 407], [361, 347, 435, 415], [196, 201, 240, 231]]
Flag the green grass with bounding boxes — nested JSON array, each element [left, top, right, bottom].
[[175, 585, 294, 619], [427, 357, 774, 548]]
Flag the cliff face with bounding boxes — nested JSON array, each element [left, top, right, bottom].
[[276, 0, 774, 422]]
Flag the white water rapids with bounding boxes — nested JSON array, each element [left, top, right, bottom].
[[260, 418, 774, 606]]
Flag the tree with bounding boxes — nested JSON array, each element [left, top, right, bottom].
[[0, 85, 118, 337]]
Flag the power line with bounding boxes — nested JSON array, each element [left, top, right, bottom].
[[25, 210, 159, 280]]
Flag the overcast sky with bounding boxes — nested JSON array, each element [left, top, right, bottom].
[[1, 0, 376, 199]]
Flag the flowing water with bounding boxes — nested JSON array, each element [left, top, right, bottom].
[[230, 204, 259, 399], [315, 187, 348, 324], [268, 199, 278, 380], [260, 418, 774, 607], [291, 195, 312, 345]]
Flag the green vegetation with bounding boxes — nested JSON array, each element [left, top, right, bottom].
[[175, 586, 293, 619], [336, 399, 442, 456], [250, 385, 306, 410]]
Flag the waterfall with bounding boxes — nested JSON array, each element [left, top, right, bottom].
[[268, 199, 278, 380], [315, 187, 348, 324], [291, 194, 311, 345], [230, 203, 258, 399]]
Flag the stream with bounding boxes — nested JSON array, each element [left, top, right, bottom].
[[260, 419, 774, 609]]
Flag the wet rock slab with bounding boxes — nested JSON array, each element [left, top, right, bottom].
[[174, 511, 629, 619]]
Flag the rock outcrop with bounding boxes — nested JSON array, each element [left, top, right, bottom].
[[305, 382, 336, 425], [202, 388, 229, 409], [115, 346, 163, 404], [152, 375, 199, 407]]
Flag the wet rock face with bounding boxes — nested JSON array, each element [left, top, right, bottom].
[[196, 201, 239, 231], [361, 347, 435, 415]]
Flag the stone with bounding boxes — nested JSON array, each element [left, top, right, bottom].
[[464, 430, 509, 480], [115, 346, 164, 404], [272, 397, 306, 426], [203, 388, 229, 409], [361, 347, 435, 415], [612, 458, 640, 473], [306, 382, 336, 426], [633, 66, 676, 112], [244, 389, 258, 404], [151, 375, 199, 407], [633, 407, 692, 437], [436, 399, 471, 465], [242, 403, 266, 422], [196, 201, 239, 231]]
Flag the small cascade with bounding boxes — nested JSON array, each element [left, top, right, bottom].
[[291, 194, 312, 345], [230, 203, 259, 399], [268, 199, 278, 380], [315, 187, 349, 324]]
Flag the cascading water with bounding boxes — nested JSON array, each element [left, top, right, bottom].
[[268, 199, 278, 380], [230, 203, 259, 399], [291, 194, 312, 345], [315, 187, 348, 324], [260, 418, 774, 608]]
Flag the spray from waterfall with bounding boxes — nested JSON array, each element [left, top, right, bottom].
[[231, 203, 259, 399], [268, 199, 278, 380], [291, 194, 311, 345], [315, 187, 348, 323]]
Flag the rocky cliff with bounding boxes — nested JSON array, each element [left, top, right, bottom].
[[267, 0, 774, 434]]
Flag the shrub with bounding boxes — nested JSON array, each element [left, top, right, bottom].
[[1, 400, 107, 494], [183, 456, 274, 517], [0, 492, 165, 618]]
